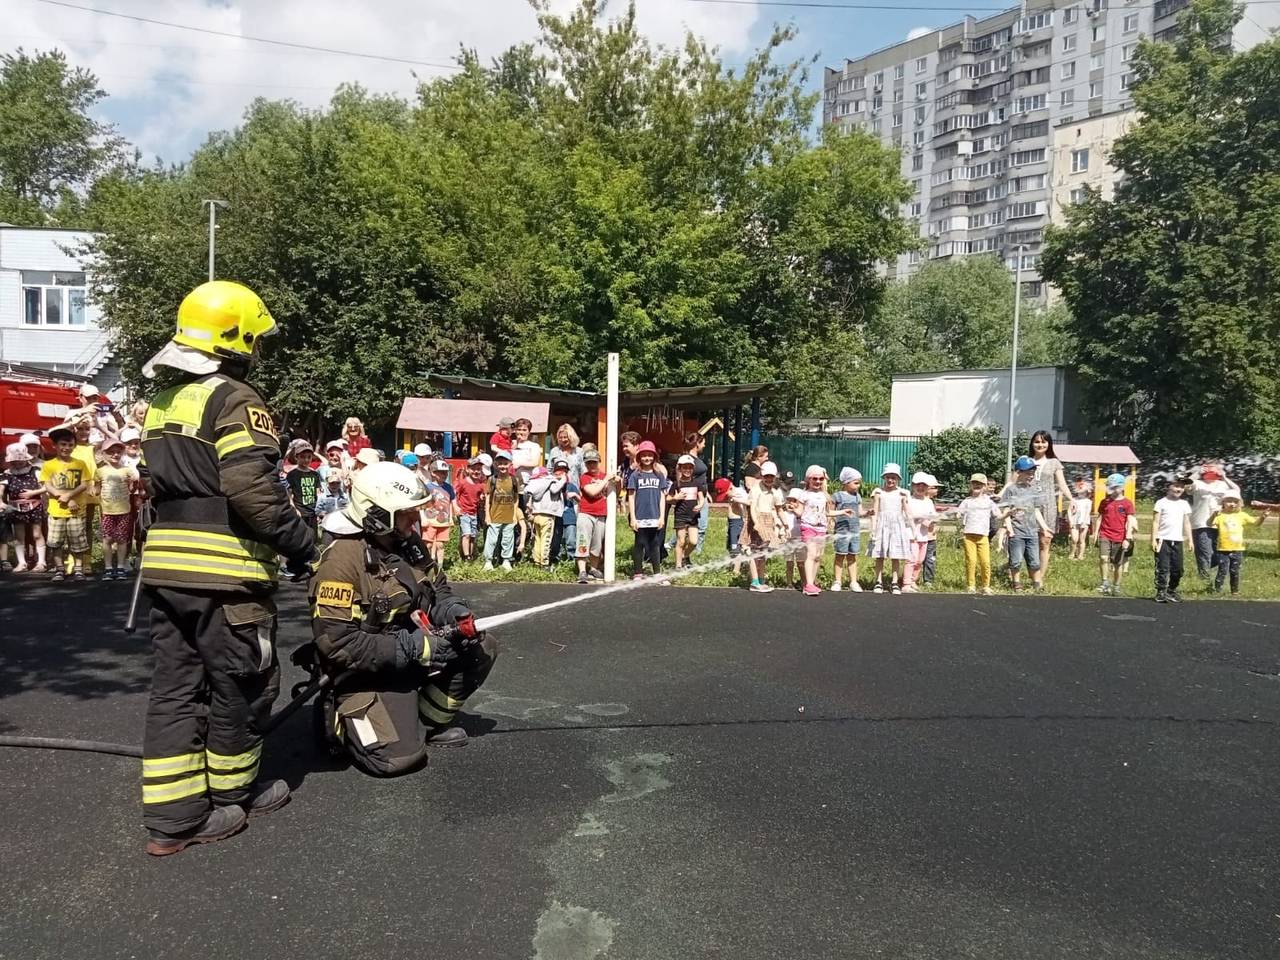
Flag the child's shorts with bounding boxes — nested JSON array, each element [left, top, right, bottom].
[[422, 525, 452, 545], [48, 515, 89, 553], [101, 511, 135, 543], [576, 514, 607, 559], [458, 514, 479, 537], [1099, 538, 1130, 564], [800, 523, 826, 542], [1007, 535, 1041, 572], [833, 533, 860, 556]]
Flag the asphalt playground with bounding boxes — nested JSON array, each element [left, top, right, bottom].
[[2, 577, 1278, 960]]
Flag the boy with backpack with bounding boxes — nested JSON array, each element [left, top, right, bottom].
[[483, 450, 522, 571]]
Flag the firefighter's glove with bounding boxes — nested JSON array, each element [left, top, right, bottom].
[[435, 595, 481, 648], [397, 611, 459, 670], [394, 627, 455, 671], [284, 544, 318, 582]]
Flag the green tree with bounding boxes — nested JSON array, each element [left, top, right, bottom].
[[1040, 0, 1280, 452], [0, 49, 122, 225], [82, 0, 918, 428], [856, 257, 1071, 416]]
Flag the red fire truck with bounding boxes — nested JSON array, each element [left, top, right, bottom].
[[0, 365, 88, 454]]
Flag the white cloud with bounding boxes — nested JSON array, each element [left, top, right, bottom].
[[8, 0, 763, 161], [906, 26, 935, 40]]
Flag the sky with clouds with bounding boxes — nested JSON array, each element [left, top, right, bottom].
[[8, 0, 1004, 162]]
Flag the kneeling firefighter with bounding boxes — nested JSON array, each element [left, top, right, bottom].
[[139, 281, 316, 856], [307, 461, 497, 775]]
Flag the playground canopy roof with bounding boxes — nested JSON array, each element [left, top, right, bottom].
[[423, 374, 781, 412], [1055, 444, 1141, 465], [396, 398, 550, 433]]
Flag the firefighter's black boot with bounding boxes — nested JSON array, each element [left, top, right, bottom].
[[145, 804, 246, 857], [428, 726, 468, 747], [245, 779, 291, 819]]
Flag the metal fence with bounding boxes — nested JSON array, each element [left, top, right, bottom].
[[759, 434, 921, 482]]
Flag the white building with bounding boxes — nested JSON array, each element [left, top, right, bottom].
[[0, 225, 116, 390], [823, 1, 1280, 301], [1049, 107, 1136, 220], [889, 364, 1087, 438]]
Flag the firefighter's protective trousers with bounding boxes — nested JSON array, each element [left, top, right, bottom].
[[139, 371, 312, 834], [142, 588, 279, 832]]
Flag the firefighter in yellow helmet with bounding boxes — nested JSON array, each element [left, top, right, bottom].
[[138, 281, 315, 856], [306, 461, 497, 776]]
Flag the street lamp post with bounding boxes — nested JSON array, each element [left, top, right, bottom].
[[202, 199, 229, 281], [1005, 244, 1025, 475]]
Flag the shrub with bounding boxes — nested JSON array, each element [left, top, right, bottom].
[[908, 426, 1027, 499]]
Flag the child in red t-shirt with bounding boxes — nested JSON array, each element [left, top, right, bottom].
[[453, 458, 489, 562], [1093, 473, 1137, 595], [488, 417, 514, 456], [575, 447, 617, 583]]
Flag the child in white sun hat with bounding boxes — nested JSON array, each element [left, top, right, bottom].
[[795, 465, 835, 596], [746, 461, 784, 592], [831, 466, 865, 591], [902, 471, 939, 593], [869, 462, 912, 594]]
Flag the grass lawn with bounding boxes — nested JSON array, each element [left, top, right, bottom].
[[447, 506, 1280, 601]]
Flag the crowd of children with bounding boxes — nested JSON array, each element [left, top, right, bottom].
[[700, 453, 1274, 601], [8, 402, 1272, 604], [1, 395, 147, 581]]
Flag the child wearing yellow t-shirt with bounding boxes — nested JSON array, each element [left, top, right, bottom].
[[1210, 492, 1271, 595], [93, 437, 140, 581], [40, 427, 91, 581]]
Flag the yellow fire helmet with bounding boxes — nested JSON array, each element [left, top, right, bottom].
[[173, 280, 277, 360]]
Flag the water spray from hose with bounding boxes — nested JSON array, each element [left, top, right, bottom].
[[472, 532, 848, 632]]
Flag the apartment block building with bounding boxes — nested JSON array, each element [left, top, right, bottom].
[[823, 0, 1280, 300]]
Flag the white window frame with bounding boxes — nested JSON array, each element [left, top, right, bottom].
[[916, 57, 928, 73], [1071, 148, 1090, 172], [1062, 34, 1078, 52], [21, 271, 88, 328], [1061, 61, 1077, 79], [1122, 43, 1136, 62], [1090, 52, 1105, 70], [895, 64, 905, 79], [1063, 6, 1079, 24], [1061, 89, 1075, 106], [1123, 13, 1139, 32], [1088, 80, 1102, 97]]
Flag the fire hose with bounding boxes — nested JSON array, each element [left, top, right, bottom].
[[0, 612, 475, 760], [0, 666, 348, 760]]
